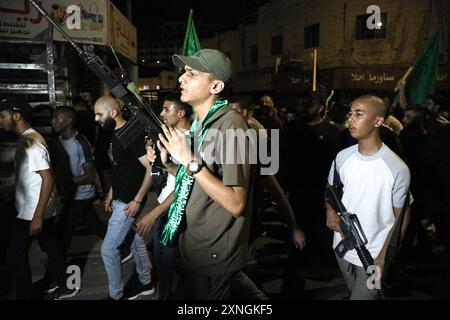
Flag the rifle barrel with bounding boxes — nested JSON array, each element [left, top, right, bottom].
[[29, 0, 84, 55]]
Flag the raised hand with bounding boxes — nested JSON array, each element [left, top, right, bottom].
[[158, 125, 193, 167]]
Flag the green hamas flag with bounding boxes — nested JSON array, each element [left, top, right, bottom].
[[405, 30, 441, 106], [182, 9, 201, 57]]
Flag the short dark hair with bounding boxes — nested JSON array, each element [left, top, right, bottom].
[[431, 94, 446, 108], [328, 101, 349, 124], [78, 88, 92, 94], [260, 93, 273, 99], [54, 106, 78, 126], [300, 90, 325, 108], [228, 95, 254, 112], [72, 97, 89, 109], [163, 92, 192, 119], [353, 95, 387, 117]]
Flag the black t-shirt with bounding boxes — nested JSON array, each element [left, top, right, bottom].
[[281, 119, 343, 195], [307, 121, 344, 154], [400, 126, 429, 198], [109, 129, 146, 203], [75, 110, 96, 145], [422, 124, 450, 210]]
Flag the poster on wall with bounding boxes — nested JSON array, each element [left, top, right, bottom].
[[108, 2, 137, 63], [0, 0, 108, 45]]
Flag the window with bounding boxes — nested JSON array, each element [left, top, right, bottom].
[[250, 45, 258, 65], [304, 24, 320, 48], [356, 13, 387, 40], [271, 35, 283, 56]]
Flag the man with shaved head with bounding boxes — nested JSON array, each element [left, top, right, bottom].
[[325, 95, 411, 300], [94, 96, 154, 300]]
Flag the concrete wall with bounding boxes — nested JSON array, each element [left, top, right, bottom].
[[139, 70, 177, 90], [202, 0, 449, 73]]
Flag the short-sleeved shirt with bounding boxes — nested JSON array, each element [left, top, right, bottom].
[[327, 143, 411, 267], [179, 106, 255, 275], [58, 132, 95, 200], [156, 130, 189, 204], [15, 128, 58, 221], [109, 127, 147, 203]]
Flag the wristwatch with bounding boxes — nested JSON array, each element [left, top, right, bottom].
[[186, 159, 205, 176]]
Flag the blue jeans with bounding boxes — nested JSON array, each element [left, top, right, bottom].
[[101, 200, 152, 299]]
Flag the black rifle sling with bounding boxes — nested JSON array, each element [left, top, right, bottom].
[[333, 160, 343, 192], [384, 190, 410, 267]]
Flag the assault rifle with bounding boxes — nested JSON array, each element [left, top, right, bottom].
[[29, 0, 164, 173], [325, 162, 374, 270]]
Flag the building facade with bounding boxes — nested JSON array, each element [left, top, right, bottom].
[[201, 0, 450, 95], [138, 20, 225, 67]]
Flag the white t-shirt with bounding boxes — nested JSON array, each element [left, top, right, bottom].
[[15, 128, 59, 221], [157, 173, 175, 204], [156, 129, 188, 204], [328, 143, 411, 267]]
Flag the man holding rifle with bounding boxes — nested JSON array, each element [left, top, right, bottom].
[[325, 95, 411, 300]]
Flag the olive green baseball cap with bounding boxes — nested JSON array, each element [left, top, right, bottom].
[[172, 49, 232, 82]]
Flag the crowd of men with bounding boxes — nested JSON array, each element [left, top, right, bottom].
[[0, 48, 449, 300]]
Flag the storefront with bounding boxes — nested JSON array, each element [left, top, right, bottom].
[[232, 67, 274, 93], [333, 65, 450, 91], [240, 64, 450, 93]]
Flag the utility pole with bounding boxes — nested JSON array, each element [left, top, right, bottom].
[[124, 0, 138, 84]]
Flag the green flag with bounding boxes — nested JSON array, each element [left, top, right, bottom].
[[182, 9, 201, 57], [404, 30, 441, 106]]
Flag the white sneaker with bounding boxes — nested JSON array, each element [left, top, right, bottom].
[[54, 287, 81, 300], [121, 252, 133, 264]]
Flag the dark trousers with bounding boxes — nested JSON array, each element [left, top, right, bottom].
[[35, 198, 100, 289], [281, 191, 335, 297], [433, 208, 450, 268], [58, 198, 95, 255], [231, 271, 268, 300], [0, 191, 15, 266], [399, 200, 428, 262], [8, 217, 65, 300], [0, 191, 15, 297], [153, 212, 180, 300], [182, 270, 239, 300], [182, 270, 265, 300]]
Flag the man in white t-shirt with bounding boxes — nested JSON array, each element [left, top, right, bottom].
[[135, 92, 191, 300], [325, 95, 411, 300], [0, 97, 59, 300]]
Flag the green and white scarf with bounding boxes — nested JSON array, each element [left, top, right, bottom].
[[160, 98, 228, 246]]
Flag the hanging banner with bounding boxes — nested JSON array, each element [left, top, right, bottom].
[[108, 2, 137, 63], [334, 66, 450, 90]]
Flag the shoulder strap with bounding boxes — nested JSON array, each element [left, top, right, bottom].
[[333, 160, 343, 188], [384, 190, 410, 266]]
